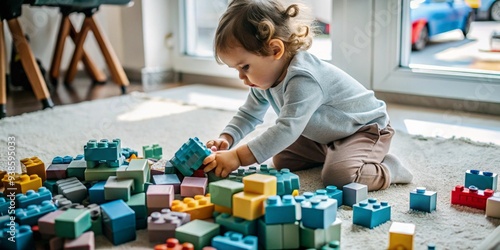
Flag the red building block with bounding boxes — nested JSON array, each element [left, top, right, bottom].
[[451, 185, 494, 210], [154, 238, 194, 250]]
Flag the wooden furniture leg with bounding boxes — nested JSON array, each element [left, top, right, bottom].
[[64, 17, 91, 86], [7, 18, 53, 109], [0, 20, 6, 118]]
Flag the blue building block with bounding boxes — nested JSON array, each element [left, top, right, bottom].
[[465, 170, 498, 191], [15, 200, 57, 226], [121, 147, 138, 159], [279, 169, 300, 194], [101, 199, 136, 245], [325, 186, 343, 207], [301, 197, 337, 229], [143, 144, 163, 160], [264, 195, 296, 225], [353, 198, 391, 229], [84, 139, 122, 168], [343, 183, 368, 207], [215, 213, 258, 235], [268, 170, 285, 196], [0, 198, 9, 216], [409, 187, 437, 212], [15, 187, 52, 208], [212, 231, 258, 250], [0, 222, 34, 250], [170, 137, 212, 176], [89, 181, 107, 205]]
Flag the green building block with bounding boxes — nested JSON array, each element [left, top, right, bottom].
[[84, 165, 123, 181], [215, 213, 257, 235], [258, 218, 283, 249], [300, 218, 342, 249], [283, 222, 300, 249], [143, 144, 162, 160], [116, 159, 149, 193], [126, 193, 147, 219], [175, 220, 220, 250], [209, 179, 244, 208], [104, 176, 134, 201], [55, 208, 91, 239], [43, 180, 58, 194], [66, 160, 87, 180]]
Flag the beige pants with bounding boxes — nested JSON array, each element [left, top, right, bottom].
[[273, 123, 393, 191]]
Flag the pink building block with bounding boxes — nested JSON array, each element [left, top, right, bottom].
[[64, 231, 95, 250], [38, 210, 65, 237], [180, 177, 207, 197], [147, 185, 174, 212]]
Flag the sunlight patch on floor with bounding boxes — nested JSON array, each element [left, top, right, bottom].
[[117, 100, 197, 122]]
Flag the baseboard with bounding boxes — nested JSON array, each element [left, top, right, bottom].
[[376, 91, 500, 116], [180, 73, 246, 90]]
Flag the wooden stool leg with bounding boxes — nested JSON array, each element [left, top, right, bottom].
[[7, 18, 53, 109], [87, 15, 129, 93], [64, 17, 91, 85], [49, 14, 70, 87], [0, 21, 7, 118], [69, 21, 106, 83]]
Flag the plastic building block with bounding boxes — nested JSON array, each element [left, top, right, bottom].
[[279, 168, 300, 194], [0, 171, 6, 188], [2, 174, 42, 195], [20, 156, 46, 182], [486, 196, 500, 218], [122, 147, 138, 159], [180, 177, 208, 197], [264, 195, 296, 225], [451, 185, 494, 210], [0, 198, 9, 216], [153, 174, 182, 194], [154, 238, 195, 250], [388, 222, 415, 250], [148, 210, 188, 243], [175, 219, 220, 250], [43, 180, 58, 194], [300, 218, 342, 249], [324, 186, 343, 207], [55, 208, 91, 239], [215, 213, 258, 235], [47, 156, 73, 180], [126, 192, 147, 220], [147, 185, 175, 211], [282, 222, 300, 249], [64, 231, 95, 250], [104, 176, 134, 201], [15, 187, 52, 208], [243, 174, 277, 196], [38, 210, 65, 236], [170, 137, 212, 177], [257, 218, 282, 249], [214, 204, 232, 214], [409, 187, 437, 212], [171, 195, 214, 220], [343, 182, 368, 207], [66, 159, 88, 180], [52, 194, 73, 209], [143, 144, 163, 160], [15, 200, 57, 226], [301, 196, 337, 229], [101, 199, 136, 245], [86, 204, 103, 236], [84, 139, 122, 168], [84, 165, 123, 181], [212, 231, 258, 250], [89, 181, 106, 205], [0, 222, 34, 250], [465, 170, 498, 191], [117, 159, 150, 193], [232, 192, 267, 221], [209, 179, 244, 208], [322, 241, 341, 250], [56, 177, 87, 203], [353, 198, 391, 229]]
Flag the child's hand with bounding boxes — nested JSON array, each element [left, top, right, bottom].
[[202, 150, 241, 178], [206, 138, 230, 150]]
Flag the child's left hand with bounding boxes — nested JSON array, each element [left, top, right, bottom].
[[202, 149, 241, 178]]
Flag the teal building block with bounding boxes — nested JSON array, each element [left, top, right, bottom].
[[209, 179, 244, 208], [257, 218, 282, 249], [212, 231, 258, 250], [0, 223, 34, 250], [15, 200, 57, 226], [89, 181, 106, 205], [268, 169, 285, 196], [324, 186, 343, 207], [353, 198, 391, 229], [215, 213, 257, 235], [279, 168, 300, 194], [87, 204, 103, 236], [409, 187, 437, 212], [126, 193, 147, 219], [104, 176, 134, 201], [66, 159, 87, 180], [264, 195, 296, 225], [143, 144, 163, 160], [0, 198, 8, 216], [170, 137, 212, 177], [322, 241, 341, 250], [301, 197, 337, 229], [84, 139, 122, 168], [43, 180, 58, 194], [16, 187, 52, 208], [121, 147, 138, 158], [283, 222, 300, 249], [117, 159, 149, 193], [55, 208, 91, 239], [465, 170, 498, 191], [176, 219, 220, 250], [84, 165, 123, 181]]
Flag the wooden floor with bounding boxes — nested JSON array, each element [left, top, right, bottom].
[[4, 76, 178, 117]]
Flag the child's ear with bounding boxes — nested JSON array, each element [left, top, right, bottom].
[[268, 39, 285, 60]]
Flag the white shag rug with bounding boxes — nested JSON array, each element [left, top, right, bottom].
[[1, 89, 499, 250]]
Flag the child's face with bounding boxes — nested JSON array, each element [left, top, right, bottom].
[[218, 46, 286, 90]]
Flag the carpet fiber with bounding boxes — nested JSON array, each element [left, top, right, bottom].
[[1, 89, 499, 249]]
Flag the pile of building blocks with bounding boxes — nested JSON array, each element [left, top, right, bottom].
[[1, 136, 499, 250]]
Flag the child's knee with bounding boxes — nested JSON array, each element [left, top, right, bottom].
[[321, 163, 357, 188]]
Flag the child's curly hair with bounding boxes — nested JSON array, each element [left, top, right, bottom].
[[214, 0, 315, 64]]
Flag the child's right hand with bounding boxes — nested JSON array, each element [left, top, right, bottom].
[[206, 137, 231, 150]]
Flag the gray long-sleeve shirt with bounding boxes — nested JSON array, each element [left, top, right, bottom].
[[222, 51, 389, 163]]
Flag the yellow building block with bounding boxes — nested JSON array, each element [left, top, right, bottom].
[[0, 171, 6, 188], [2, 174, 43, 195], [171, 194, 214, 220], [21, 157, 46, 182], [232, 191, 267, 220], [242, 174, 277, 195], [388, 222, 415, 250], [214, 204, 232, 214]]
